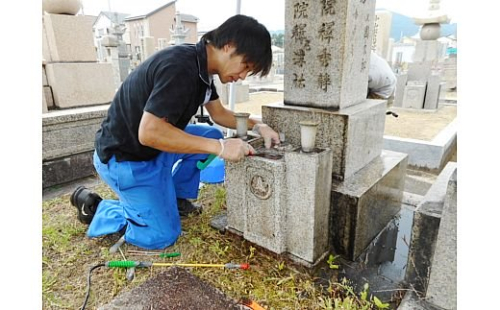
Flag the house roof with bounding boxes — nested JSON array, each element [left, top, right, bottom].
[[178, 13, 199, 23], [124, 0, 176, 21], [99, 11, 131, 24]]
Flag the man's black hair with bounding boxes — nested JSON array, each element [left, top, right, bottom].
[[202, 14, 272, 77]]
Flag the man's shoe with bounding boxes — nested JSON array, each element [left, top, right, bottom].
[[70, 186, 102, 224], [177, 198, 202, 217]]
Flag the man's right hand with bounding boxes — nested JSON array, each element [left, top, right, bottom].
[[219, 138, 255, 162]]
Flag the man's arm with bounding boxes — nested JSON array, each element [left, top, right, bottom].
[[138, 111, 252, 161], [205, 99, 280, 148]]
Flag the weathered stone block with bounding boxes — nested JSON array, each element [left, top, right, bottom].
[[42, 65, 48, 86], [45, 62, 115, 108], [43, 86, 54, 109], [405, 162, 457, 295], [423, 75, 441, 110], [443, 56, 457, 90], [262, 99, 386, 181], [284, 0, 376, 109], [412, 40, 442, 64], [226, 140, 333, 265], [42, 89, 48, 114], [42, 105, 109, 161], [402, 82, 426, 109], [242, 155, 287, 254], [284, 149, 333, 264], [43, 151, 96, 189], [407, 62, 432, 82], [42, 18, 52, 62], [43, 13, 97, 62], [425, 168, 457, 309], [393, 73, 408, 108], [330, 150, 408, 260]]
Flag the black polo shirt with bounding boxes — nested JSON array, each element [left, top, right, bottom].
[[95, 40, 219, 164]]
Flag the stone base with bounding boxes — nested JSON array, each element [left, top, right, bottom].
[[330, 150, 408, 260], [262, 99, 386, 181], [226, 139, 333, 265], [43, 151, 96, 189], [425, 168, 457, 309], [383, 118, 457, 173], [43, 105, 109, 161], [45, 63, 115, 108], [405, 162, 457, 296]]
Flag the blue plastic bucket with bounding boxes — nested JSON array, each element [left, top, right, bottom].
[[200, 156, 225, 183]]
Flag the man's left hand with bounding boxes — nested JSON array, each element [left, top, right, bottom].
[[253, 124, 280, 148]]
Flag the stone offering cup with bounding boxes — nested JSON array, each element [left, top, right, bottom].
[[234, 112, 251, 138], [299, 120, 320, 153]]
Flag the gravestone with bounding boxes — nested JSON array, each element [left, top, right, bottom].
[[226, 0, 407, 266], [372, 10, 393, 61], [100, 25, 130, 89], [393, 0, 449, 111]]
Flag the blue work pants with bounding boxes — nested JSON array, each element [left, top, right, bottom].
[[88, 124, 223, 249]]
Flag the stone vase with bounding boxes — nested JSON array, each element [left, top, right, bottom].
[[234, 112, 251, 138], [299, 120, 320, 152], [43, 0, 82, 15]]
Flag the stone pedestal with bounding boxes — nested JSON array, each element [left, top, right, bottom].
[[330, 150, 408, 260], [226, 139, 333, 266], [43, 105, 109, 161], [262, 99, 386, 181], [42, 105, 109, 188]]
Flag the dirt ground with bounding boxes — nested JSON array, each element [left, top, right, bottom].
[[226, 91, 457, 142]]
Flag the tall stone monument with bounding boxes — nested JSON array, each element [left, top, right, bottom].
[[100, 24, 131, 89], [225, 0, 408, 266], [393, 0, 449, 110], [372, 10, 393, 61]]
